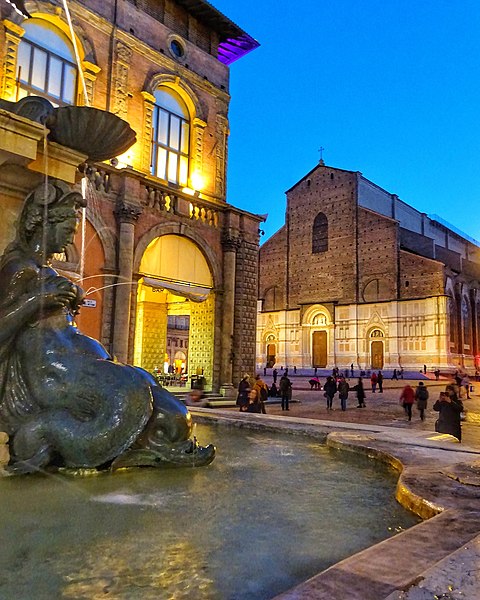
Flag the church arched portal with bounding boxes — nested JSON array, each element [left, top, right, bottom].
[[134, 235, 214, 388]]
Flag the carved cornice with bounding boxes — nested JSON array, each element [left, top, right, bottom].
[[222, 235, 240, 251], [115, 202, 142, 224]]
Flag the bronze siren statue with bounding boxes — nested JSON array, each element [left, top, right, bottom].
[[0, 180, 215, 473]]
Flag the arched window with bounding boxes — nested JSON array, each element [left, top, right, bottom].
[[16, 18, 77, 106], [312, 212, 328, 253], [151, 88, 190, 185]]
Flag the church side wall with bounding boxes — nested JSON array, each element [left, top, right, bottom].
[[258, 226, 287, 311]]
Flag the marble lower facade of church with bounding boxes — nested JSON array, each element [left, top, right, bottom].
[[257, 297, 477, 373]]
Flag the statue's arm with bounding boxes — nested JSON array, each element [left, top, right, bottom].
[[0, 262, 76, 344]]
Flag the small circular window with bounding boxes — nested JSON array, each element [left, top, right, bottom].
[[170, 39, 185, 59]]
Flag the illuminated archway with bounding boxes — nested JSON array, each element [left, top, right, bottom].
[[134, 234, 214, 387]]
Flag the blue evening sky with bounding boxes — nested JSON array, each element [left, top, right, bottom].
[[213, 0, 480, 244]]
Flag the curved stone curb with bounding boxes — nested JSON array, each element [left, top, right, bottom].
[[191, 409, 480, 599]]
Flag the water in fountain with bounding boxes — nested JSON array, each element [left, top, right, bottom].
[[0, 424, 420, 599]]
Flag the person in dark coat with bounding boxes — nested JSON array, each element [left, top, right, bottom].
[[337, 376, 349, 411], [279, 374, 292, 411], [323, 376, 337, 410], [236, 374, 250, 412], [433, 385, 464, 442], [377, 371, 384, 393], [415, 381, 429, 421], [355, 377, 366, 408]]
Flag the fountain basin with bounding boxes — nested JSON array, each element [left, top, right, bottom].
[[0, 423, 418, 599]]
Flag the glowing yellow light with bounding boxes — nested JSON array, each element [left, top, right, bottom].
[[182, 187, 195, 196], [190, 172, 205, 191]]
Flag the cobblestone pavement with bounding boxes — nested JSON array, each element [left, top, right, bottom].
[[251, 376, 480, 448]]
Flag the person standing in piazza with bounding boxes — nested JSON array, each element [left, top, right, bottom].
[[323, 376, 337, 410], [377, 371, 384, 393], [433, 386, 464, 442], [370, 371, 378, 393], [279, 374, 292, 411], [355, 377, 366, 408], [337, 376, 350, 411]]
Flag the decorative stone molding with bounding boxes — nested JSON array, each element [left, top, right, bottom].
[[115, 202, 142, 224], [141, 90, 156, 173], [192, 116, 207, 184], [112, 40, 132, 119], [1, 19, 25, 101], [222, 234, 239, 252], [215, 114, 229, 199], [82, 60, 101, 106]]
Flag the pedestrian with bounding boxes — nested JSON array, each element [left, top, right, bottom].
[[371, 371, 378, 393], [263, 366, 267, 376], [309, 377, 320, 390], [323, 375, 337, 410], [434, 369, 440, 381], [314, 367, 318, 376], [338, 376, 349, 411], [279, 374, 292, 411], [400, 384, 415, 421], [293, 365, 297, 374], [415, 381, 429, 421], [433, 385, 463, 442], [253, 374, 268, 414], [461, 374, 471, 399], [246, 388, 262, 413], [355, 377, 366, 408], [400, 368, 404, 379], [423, 364, 427, 374], [350, 363, 354, 378], [269, 381, 278, 397], [272, 368, 278, 384], [377, 371, 384, 393], [236, 374, 250, 412], [284, 367, 289, 377], [392, 368, 398, 380]]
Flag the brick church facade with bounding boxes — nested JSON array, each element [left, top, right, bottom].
[[0, 0, 261, 393], [257, 162, 480, 373]]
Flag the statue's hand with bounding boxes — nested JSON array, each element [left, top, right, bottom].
[[39, 276, 78, 309]]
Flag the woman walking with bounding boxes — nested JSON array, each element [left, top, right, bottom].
[[400, 384, 415, 421]]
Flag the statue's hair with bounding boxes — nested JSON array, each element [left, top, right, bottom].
[[18, 180, 86, 245]]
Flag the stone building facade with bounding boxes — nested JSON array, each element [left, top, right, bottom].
[[0, 0, 262, 393], [257, 163, 480, 373]]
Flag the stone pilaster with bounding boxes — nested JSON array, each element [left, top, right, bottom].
[[191, 116, 207, 185], [220, 235, 238, 395], [112, 40, 132, 119], [1, 20, 24, 101], [112, 202, 142, 363], [141, 90, 156, 173], [82, 60, 101, 106], [215, 114, 228, 199]]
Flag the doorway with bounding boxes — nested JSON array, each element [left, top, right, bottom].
[[371, 341, 384, 369], [312, 331, 327, 367], [134, 235, 214, 385], [266, 343, 276, 367]]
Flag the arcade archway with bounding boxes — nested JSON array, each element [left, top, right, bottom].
[[134, 234, 214, 386]]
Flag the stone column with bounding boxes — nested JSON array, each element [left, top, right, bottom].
[[220, 235, 238, 396], [112, 202, 142, 363]]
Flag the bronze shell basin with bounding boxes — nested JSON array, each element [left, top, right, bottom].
[[46, 106, 137, 162]]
